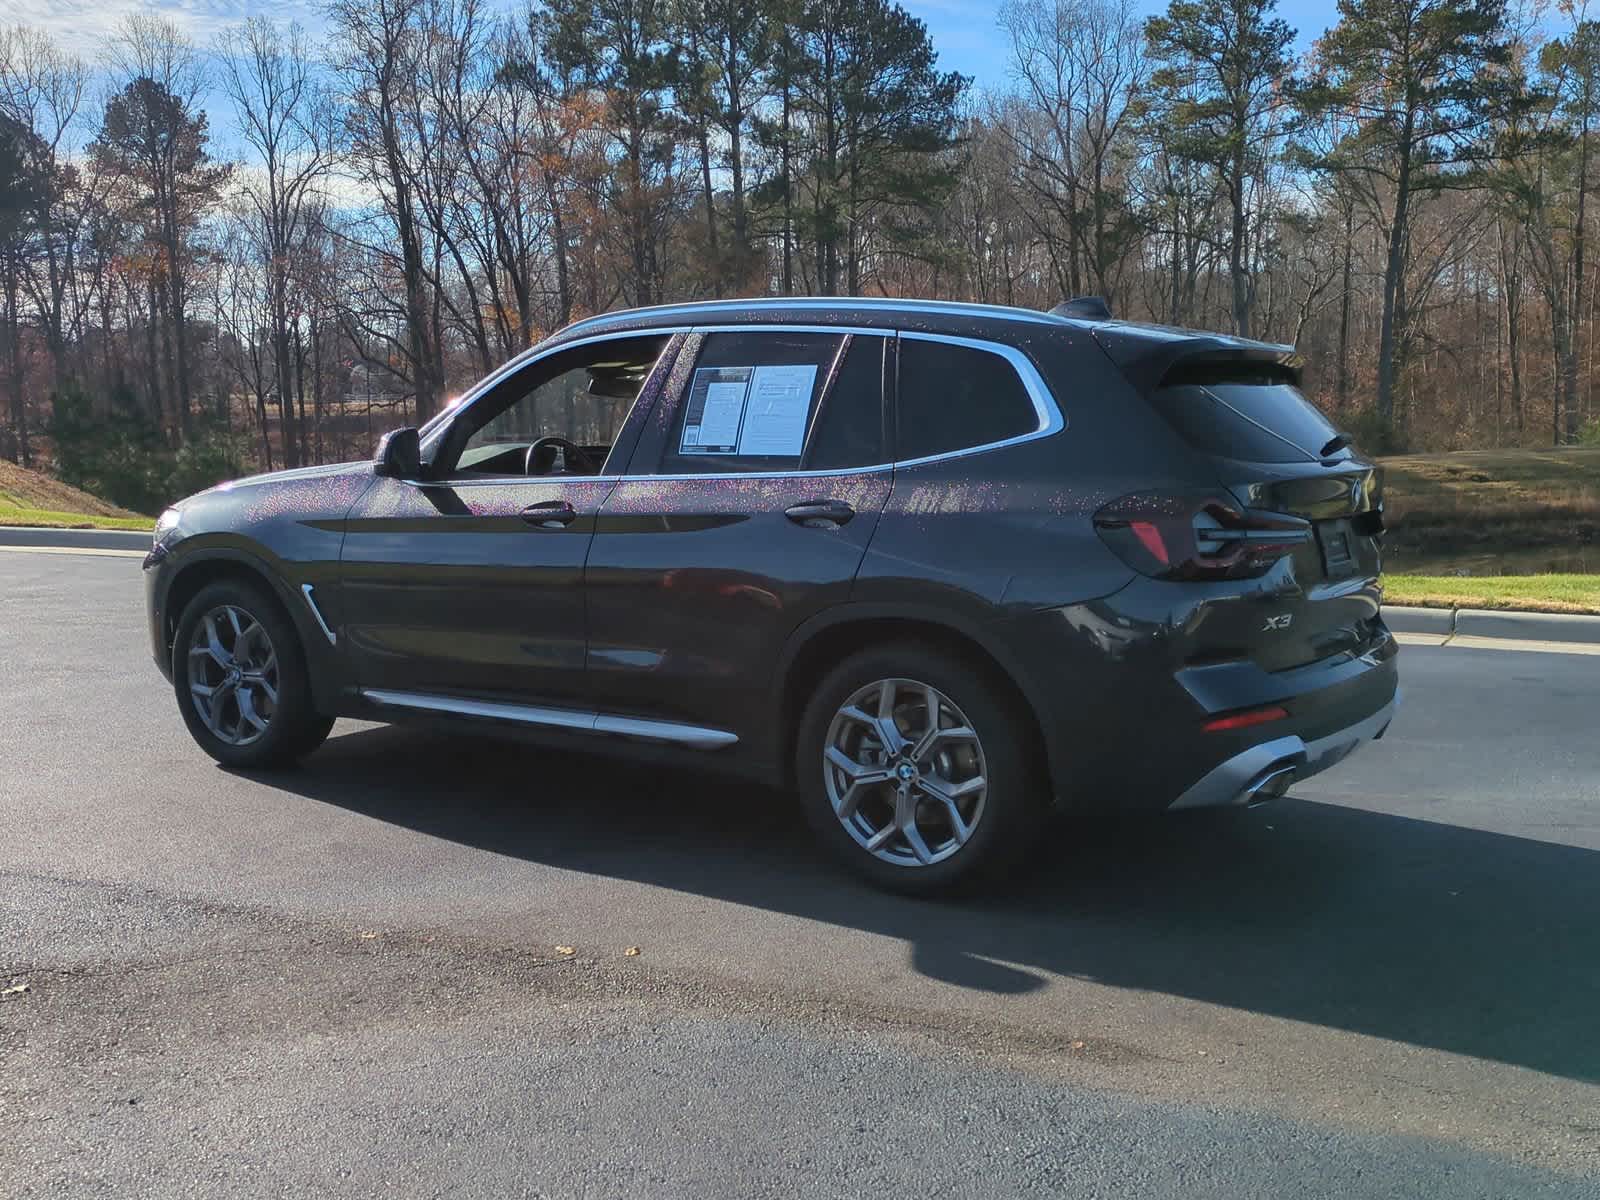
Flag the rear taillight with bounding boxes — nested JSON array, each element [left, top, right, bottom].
[[1093, 492, 1311, 581], [1203, 705, 1290, 733]]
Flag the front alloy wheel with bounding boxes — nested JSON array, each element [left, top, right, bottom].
[[171, 578, 333, 769], [187, 604, 279, 746], [823, 678, 988, 867]]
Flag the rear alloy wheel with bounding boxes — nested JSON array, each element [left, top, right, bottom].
[[172, 580, 332, 769], [797, 644, 1045, 893], [823, 678, 988, 868]]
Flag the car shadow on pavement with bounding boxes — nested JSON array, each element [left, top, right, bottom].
[[262, 722, 1600, 1087]]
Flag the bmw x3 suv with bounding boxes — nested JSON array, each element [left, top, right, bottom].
[[145, 297, 1398, 892]]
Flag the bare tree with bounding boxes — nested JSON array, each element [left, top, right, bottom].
[[97, 14, 228, 437], [1000, 0, 1147, 306], [217, 16, 337, 467], [329, 0, 447, 424]]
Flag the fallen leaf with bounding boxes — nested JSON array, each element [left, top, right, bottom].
[[624, 947, 641, 957], [555, 945, 576, 956]]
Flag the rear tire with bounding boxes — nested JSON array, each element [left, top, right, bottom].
[[171, 579, 332, 770], [795, 642, 1048, 894]]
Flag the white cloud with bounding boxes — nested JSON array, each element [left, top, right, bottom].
[[6, 0, 327, 59]]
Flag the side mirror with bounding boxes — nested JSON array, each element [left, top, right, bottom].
[[373, 427, 422, 479]]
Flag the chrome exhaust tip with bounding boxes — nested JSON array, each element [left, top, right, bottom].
[[1242, 763, 1297, 807]]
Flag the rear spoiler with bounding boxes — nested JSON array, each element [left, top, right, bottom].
[[1088, 326, 1303, 396]]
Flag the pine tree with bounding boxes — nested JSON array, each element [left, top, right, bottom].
[[1295, 0, 1515, 437], [778, 0, 966, 294], [91, 78, 229, 440], [1146, 0, 1296, 339]]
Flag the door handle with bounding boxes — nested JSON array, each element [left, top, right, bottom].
[[785, 499, 856, 529], [520, 500, 578, 529]]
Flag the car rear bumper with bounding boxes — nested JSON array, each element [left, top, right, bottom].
[[1002, 599, 1399, 813], [1168, 692, 1397, 809]]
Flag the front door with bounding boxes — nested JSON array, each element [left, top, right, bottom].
[[584, 328, 893, 746], [339, 333, 677, 707]]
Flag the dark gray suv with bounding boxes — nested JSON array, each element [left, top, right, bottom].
[[144, 297, 1398, 891]]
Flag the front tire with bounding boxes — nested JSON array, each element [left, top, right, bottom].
[[795, 642, 1047, 894], [171, 579, 332, 769]]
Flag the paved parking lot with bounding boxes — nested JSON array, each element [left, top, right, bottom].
[[3, 551, 1597, 1196]]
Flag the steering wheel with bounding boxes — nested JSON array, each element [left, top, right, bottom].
[[524, 436, 599, 477]]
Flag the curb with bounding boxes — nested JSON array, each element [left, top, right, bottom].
[[1382, 606, 1455, 637], [1385, 605, 1600, 645], [0, 525, 152, 551]]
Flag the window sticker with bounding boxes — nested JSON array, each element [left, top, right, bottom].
[[680, 367, 752, 454], [737, 364, 818, 457]]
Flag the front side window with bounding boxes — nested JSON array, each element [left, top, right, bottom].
[[656, 331, 886, 475], [441, 335, 670, 477], [895, 337, 1041, 461]]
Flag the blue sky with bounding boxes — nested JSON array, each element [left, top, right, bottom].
[[918, 0, 1333, 91], [17, 0, 1338, 82], [17, 0, 1348, 165]]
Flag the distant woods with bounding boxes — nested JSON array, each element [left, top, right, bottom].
[[1, 0, 1599, 509]]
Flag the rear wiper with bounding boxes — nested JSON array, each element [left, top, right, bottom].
[[1319, 432, 1354, 457]]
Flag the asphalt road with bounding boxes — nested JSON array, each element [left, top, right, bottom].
[[3, 550, 1598, 1198]]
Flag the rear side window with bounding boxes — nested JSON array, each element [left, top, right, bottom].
[[1150, 380, 1341, 464], [657, 331, 885, 474], [896, 337, 1040, 461]]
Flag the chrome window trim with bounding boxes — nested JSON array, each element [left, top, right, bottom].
[[406, 463, 896, 488], [418, 327, 687, 452], [418, 323, 1065, 487], [689, 322, 893, 338], [360, 688, 739, 749], [892, 331, 1066, 468]]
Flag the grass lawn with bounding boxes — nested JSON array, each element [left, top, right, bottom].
[[0, 501, 155, 532], [0, 459, 154, 531], [1383, 573, 1600, 615]]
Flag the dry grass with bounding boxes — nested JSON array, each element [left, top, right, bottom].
[[1379, 448, 1600, 575], [0, 460, 153, 530]]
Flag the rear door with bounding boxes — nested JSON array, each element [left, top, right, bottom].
[[584, 327, 892, 747], [1146, 367, 1385, 670]]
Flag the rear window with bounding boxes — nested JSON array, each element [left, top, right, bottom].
[[896, 338, 1039, 460], [1149, 380, 1343, 464]]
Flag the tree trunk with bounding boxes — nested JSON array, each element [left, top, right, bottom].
[[273, 279, 300, 468], [697, 115, 720, 296], [1566, 110, 1589, 442], [1337, 202, 1353, 409], [1376, 126, 1414, 432], [161, 191, 193, 441], [1506, 251, 1525, 436], [4, 262, 28, 466], [780, 71, 793, 295], [1229, 156, 1250, 338], [729, 103, 747, 282]]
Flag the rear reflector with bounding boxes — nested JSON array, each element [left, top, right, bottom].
[[1203, 705, 1290, 733]]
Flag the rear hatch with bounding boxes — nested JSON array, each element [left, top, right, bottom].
[[1092, 329, 1386, 672]]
